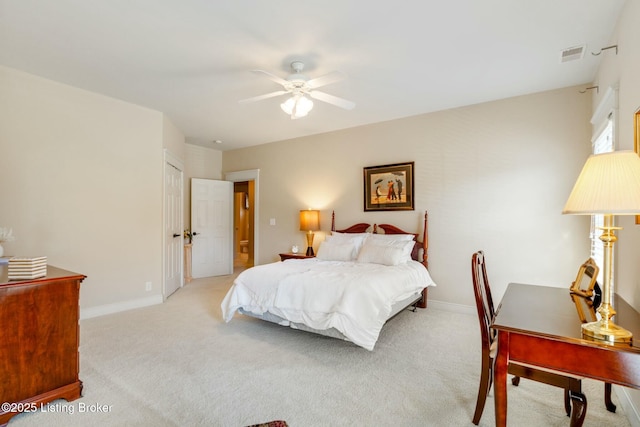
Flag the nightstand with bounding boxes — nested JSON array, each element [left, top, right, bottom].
[[279, 253, 315, 261]]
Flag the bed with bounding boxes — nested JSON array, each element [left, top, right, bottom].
[[221, 211, 436, 350]]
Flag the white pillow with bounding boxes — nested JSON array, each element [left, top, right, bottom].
[[368, 233, 415, 243], [316, 240, 357, 261], [356, 239, 415, 266], [328, 232, 370, 255]]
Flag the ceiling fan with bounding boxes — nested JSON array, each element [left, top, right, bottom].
[[239, 61, 356, 119]]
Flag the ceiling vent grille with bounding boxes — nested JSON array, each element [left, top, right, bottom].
[[560, 45, 585, 63]]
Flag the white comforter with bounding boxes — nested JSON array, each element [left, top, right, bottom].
[[221, 259, 436, 350]]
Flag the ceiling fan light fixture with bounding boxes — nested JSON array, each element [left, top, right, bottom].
[[295, 95, 313, 116], [280, 97, 295, 114], [243, 61, 353, 116], [280, 95, 313, 118]]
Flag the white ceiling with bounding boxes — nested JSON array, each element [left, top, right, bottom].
[[0, 0, 626, 151]]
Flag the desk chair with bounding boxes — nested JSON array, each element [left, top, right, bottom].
[[471, 251, 587, 426]]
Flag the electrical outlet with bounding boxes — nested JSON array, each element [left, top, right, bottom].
[[145, 281, 152, 291]]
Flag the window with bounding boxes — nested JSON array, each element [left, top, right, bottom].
[[590, 114, 614, 285]]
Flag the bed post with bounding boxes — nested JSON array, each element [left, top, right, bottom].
[[422, 211, 428, 269], [418, 211, 429, 309]]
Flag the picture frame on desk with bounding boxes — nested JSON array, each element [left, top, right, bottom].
[[569, 258, 599, 298]]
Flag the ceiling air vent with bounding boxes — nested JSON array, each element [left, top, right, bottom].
[[560, 45, 585, 63]]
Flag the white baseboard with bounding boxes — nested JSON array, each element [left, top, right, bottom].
[[428, 298, 475, 316], [80, 294, 163, 320], [615, 386, 640, 427]]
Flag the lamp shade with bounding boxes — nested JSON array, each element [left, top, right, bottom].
[[563, 151, 640, 215], [299, 210, 320, 231], [280, 97, 296, 115], [281, 95, 313, 118]]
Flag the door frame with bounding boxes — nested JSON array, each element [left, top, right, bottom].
[[225, 169, 260, 265], [163, 149, 184, 300]]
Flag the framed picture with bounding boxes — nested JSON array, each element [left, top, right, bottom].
[[363, 162, 414, 211], [569, 257, 599, 298]]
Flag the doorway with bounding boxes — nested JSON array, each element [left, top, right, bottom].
[[225, 169, 260, 267], [233, 181, 254, 268]]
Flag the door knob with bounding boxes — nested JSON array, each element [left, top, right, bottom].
[[192, 232, 198, 236], [173, 233, 180, 238]]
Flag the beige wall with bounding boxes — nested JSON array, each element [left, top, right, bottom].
[[183, 143, 223, 230], [0, 63, 600, 312], [592, 0, 640, 419], [0, 65, 165, 314], [163, 115, 186, 161], [224, 85, 592, 308]]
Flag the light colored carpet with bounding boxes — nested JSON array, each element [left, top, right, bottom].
[[10, 269, 632, 427]]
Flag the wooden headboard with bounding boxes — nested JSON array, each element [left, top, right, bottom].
[[330, 210, 429, 269]]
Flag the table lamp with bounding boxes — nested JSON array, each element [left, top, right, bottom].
[[300, 209, 320, 256], [563, 151, 640, 344]]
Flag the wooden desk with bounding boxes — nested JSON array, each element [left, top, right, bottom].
[[492, 283, 640, 426], [0, 265, 85, 426]]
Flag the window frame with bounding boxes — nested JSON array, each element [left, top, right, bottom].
[[589, 87, 618, 285]]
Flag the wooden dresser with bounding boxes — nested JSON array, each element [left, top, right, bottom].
[[0, 265, 85, 426]]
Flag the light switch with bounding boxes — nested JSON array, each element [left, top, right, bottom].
[[270, 218, 276, 226]]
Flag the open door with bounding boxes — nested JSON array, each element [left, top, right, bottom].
[[191, 178, 233, 278]]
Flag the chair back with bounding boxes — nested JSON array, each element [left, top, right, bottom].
[[472, 251, 495, 351]]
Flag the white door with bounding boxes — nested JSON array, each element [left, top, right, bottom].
[[191, 178, 233, 278], [164, 155, 183, 298]]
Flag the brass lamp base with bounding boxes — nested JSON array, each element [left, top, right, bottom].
[[578, 218, 633, 346], [582, 320, 632, 345], [305, 231, 315, 257]]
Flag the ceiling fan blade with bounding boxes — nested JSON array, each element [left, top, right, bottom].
[[309, 90, 355, 110], [251, 69, 290, 87], [239, 90, 288, 104], [307, 71, 346, 89]]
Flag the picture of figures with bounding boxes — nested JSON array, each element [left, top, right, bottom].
[[373, 173, 404, 204], [364, 162, 414, 211]]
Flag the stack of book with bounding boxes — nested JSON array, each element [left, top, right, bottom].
[[8, 256, 47, 280]]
